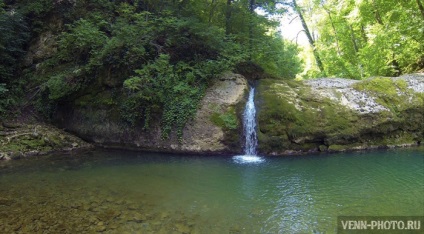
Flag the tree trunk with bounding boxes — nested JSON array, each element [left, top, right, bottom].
[[417, 0, 424, 20], [225, 0, 232, 35], [322, 5, 341, 55], [391, 53, 401, 76], [360, 24, 368, 43], [349, 25, 364, 78], [209, 0, 217, 24], [349, 25, 359, 53], [371, 0, 384, 25], [248, 0, 256, 60], [293, 0, 325, 75]]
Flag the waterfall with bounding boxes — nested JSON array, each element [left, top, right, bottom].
[[243, 86, 258, 155], [233, 86, 264, 164]]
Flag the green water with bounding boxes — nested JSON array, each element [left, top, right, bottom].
[[0, 148, 423, 233]]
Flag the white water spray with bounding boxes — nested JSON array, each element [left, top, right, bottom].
[[243, 86, 258, 155], [233, 86, 264, 164]]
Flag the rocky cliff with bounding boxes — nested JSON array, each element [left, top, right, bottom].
[[256, 74, 424, 155], [56, 73, 248, 154], [2, 72, 423, 159]]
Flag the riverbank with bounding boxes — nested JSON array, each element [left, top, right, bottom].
[[1, 73, 423, 159], [0, 121, 92, 160]]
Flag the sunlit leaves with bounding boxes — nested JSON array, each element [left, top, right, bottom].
[[311, 0, 424, 79]]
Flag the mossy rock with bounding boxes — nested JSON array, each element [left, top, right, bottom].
[[256, 76, 424, 155], [353, 77, 423, 114], [256, 79, 359, 154], [0, 123, 91, 160], [210, 107, 238, 130], [209, 104, 242, 149]]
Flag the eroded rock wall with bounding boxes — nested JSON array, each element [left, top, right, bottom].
[[256, 74, 424, 155], [56, 73, 248, 154]]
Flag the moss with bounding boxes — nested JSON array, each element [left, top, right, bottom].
[[328, 144, 350, 152], [209, 106, 241, 149], [318, 145, 328, 152], [255, 76, 424, 155], [256, 79, 361, 154], [20, 139, 45, 148], [4, 143, 26, 152], [353, 77, 418, 114], [257, 132, 290, 153], [75, 90, 118, 107], [377, 132, 417, 146], [210, 107, 238, 130], [0, 123, 90, 159], [354, 77, 407, 94]]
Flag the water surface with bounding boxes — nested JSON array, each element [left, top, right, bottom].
[[0, 148, 423, 233]]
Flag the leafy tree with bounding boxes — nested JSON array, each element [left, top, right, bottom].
[[0, 5, 30, 115], [0, 0, 303, 135], [307, 0, 424, 79], [292, 0, 325, 75], [0, 8, 29, 81]]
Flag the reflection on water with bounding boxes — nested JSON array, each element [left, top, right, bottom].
[[0, 148, 423, 233]]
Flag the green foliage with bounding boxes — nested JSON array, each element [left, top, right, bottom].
[[122, 54, 210, 139], [45, 72, 80, 100], [120, 93, 149, 127], [0, 8, 30, 117], [0, 83, 11, 115], [306, 0, 424, 79], [161, 82, 204, 139], [57, 19, 108, 63], [17, 0, 54, 17], [253, 36, 303, 78], [210, 108, 238, 130], [1, 0, 304, 136], [123, 77, 143, 92], [0, 10, 30, 81]]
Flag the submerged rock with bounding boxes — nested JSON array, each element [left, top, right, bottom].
[[256, 73, 424, 155]]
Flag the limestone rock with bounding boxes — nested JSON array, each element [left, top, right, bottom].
[[56, 73, 248, 154], [256, 73, 424, 155], [180, 72, 247, 153]]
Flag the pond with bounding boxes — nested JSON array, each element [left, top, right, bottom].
[[0, 147, 423, 233]]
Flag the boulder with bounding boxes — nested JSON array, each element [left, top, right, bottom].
[[256, 73, 424, 155], [0, 123, 92, 160]]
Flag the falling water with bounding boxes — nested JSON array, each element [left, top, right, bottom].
[[243, 86, 258, 155], [233, 86, 264, 164]]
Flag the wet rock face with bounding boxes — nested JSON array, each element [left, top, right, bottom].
[[57, 73, 248, 154], [256, 74, 424, 155]]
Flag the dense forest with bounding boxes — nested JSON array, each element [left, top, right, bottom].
[[0, 0, 423, 137], [295, 0, 424, 78]]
